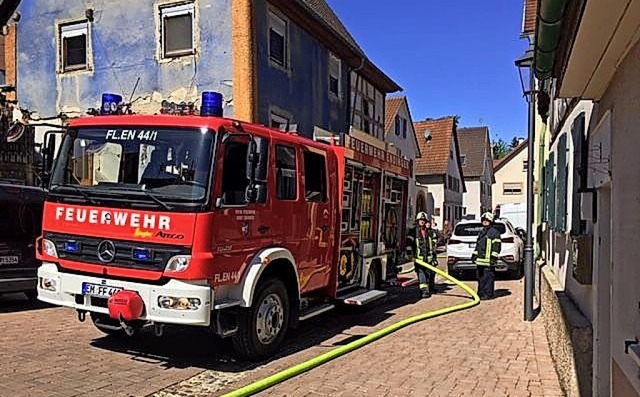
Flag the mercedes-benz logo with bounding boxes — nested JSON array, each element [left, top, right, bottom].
[[97, 240, 116, 263]]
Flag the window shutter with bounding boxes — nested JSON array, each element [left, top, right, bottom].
[[571, 113, 586, 234], [556, 134, 568, 232], [547, 154, 556, 227]]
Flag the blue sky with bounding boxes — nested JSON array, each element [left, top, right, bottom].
[[327, 0, 530, 142]]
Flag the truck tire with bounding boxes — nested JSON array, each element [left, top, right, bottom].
[[366, 262, 380, 290], [232, 277, 290, 360]]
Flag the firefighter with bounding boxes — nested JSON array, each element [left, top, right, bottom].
[[406, 212, 439, 298], [471, 212, 502, 300]]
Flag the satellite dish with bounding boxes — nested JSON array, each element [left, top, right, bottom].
[[423, 129, 432, 142]]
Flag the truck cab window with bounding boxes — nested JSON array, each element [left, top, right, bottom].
[[303, 151, 327, 202], [276, 145, 297, 200], [221, 140, 249, 205]]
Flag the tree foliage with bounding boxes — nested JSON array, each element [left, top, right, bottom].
[[492, 138, 511, 160]]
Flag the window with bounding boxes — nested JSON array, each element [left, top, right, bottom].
[[503, 182, 523, 195], [402, 118, 407, 139], [523, 160, 528, 171], [60, 22, 88, 72], [270, 112, 289, 131], [303, 151, 326, 202], [51, 127, 214, 208], [161, 3, 195, 58], [276, 145, 297, 200], [269, 10, 287, 67], [329, 52, 341, 97], [454, 222, 506, 236], [460, 154, 467, 166], [394, 115, 401, 136], [221, 141, 250, 205]]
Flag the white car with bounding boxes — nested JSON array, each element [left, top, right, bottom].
[[446, 218, 524, 278]]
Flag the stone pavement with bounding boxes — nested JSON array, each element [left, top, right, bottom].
[[0, 270, 563, 397], [215, 274, 564, 397]]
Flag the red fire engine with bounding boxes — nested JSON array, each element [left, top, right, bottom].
[[36, 92, 412, 359]]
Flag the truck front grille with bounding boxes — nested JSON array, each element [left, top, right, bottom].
[[44, 232, 190, 272]]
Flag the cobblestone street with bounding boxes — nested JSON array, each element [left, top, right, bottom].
[[2, 268, 564, 397]]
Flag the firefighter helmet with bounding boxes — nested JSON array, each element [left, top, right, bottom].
[[416, 212, 429, 221], [481, 212, 494, 222]]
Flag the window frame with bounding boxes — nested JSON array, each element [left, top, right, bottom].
[[275, 144, 297, 201], [328, 52, 341, 98], [270, 112, 290, 131], [503, 182, 523, 195], [59, 21, 90, 73], [160, 2, 196, 59], [268, 9, 289, 69], [303, 150, 327, 203]]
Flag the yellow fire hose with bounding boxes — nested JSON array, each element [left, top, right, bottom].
[[222, 259, 480, 397]]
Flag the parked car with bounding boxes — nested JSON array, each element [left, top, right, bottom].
[[446, 218, 524, 278]]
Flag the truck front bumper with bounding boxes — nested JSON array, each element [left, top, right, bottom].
[[37, 262, 213, 326]]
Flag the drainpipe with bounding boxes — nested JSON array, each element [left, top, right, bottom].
[[534, 0, 569, 80]]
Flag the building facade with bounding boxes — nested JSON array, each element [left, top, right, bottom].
[[384, 96, 421, 225], [457, 126, 493, 219], [11, 0, 399, 140], [413, 116, 465, 228], [492, 139, 528, 207], [524, 0, 640, 395]]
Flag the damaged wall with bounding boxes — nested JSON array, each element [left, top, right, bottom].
[[16, 0, 233, 118]]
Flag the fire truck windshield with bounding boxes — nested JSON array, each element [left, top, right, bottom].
[[49, 127, 215, 211]]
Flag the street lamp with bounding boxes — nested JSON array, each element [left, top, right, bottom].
[[515, 43, 535, 322]]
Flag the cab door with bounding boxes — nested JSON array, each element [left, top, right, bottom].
[[297, 147, 333, 293], [210, 130, 272, 286]]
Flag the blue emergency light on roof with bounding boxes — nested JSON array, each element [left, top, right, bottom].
[[200, 91, 223, 117], [101, 93, 124, 115]]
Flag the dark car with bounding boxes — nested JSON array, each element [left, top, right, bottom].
[[0, 184, 44, 299]]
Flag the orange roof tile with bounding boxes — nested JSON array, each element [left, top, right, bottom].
[[522, 0, 537, 35], [384, 96, 404, 134], [414, 116, 457, 176]]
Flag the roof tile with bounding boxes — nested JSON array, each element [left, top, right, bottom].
[[384, 96, 404, 134], [457, 127, 490, 179], [414, 117, 456, 176]]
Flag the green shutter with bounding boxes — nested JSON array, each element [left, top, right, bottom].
[[556, 134, 568, 232], [548, 153, 556, 228]]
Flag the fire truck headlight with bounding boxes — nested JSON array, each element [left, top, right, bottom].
[[165, 255, 191, 273], [157, 296, 201, 310], [43, 239, 58, 258], [40, 277, 57, 292]]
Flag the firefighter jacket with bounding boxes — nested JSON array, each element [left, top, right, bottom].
[[406, 227, 439, 263], [473, 226, 501, 266]]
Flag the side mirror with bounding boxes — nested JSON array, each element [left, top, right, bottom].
[[245, 139, 257, 182], [254, 138, 269, 183], [40, 132, 58, 187]]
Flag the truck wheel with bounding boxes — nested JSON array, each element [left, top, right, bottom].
[[366, 262, 380, 290], [232, 278, 289, 360], [90, 313, 142, 337]]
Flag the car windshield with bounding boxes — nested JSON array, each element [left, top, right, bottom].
[[50, 127, 215, 209], [454, 222, 507, 236]]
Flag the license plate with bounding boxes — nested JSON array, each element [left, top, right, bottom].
[[82, 282, 123, 298], [0, 255, 19, 265]]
